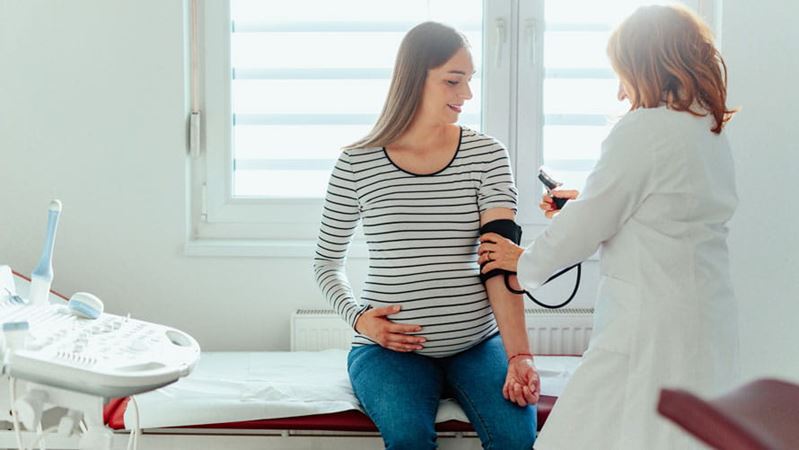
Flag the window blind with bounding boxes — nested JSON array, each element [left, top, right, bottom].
[[230, 0, 483, 198]]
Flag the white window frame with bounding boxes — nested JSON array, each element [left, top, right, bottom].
[[514, 0, 714, 227], [192, 0, 331, 244], [187, 0, 719, 256]]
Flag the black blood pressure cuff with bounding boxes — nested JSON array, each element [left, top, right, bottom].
[[479, 219, 522, 283]]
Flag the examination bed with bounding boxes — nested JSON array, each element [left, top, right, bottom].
[[102, 351, 581, 448]]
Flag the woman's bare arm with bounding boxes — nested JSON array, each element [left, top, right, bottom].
[[481, 208, 539, 405]]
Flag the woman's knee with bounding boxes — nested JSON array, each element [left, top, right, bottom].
[[485, 431, 536, 450], [381, 421, 437, 450], [477, 405, 537, 450]]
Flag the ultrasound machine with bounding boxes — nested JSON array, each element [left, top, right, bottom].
[[0, 200, 200, 450]]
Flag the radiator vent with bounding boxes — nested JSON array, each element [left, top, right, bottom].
[[291, 308, 594, 355], [524, 307, 594, 315], [524, 308, 594, 355], [294, 308, 345, 316], [291, 309, 354, 352]]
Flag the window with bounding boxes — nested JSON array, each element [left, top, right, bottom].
[[230, 0, 483, 199], [513, 0, 710, 223], [193, 0, 494, 245], [190, 0, 717, 251]]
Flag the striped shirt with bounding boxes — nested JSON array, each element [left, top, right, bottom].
[[313, 127, 518, 357]]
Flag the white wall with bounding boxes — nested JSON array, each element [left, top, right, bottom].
[[1, 0, 797, 382], [722, 0, 799, 380], [0, 0, 308, 350]]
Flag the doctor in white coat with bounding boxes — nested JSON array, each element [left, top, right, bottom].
[[478, 5, 740, 449]]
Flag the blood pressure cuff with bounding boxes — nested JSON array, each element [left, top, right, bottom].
[[479, 219, 522, 283]]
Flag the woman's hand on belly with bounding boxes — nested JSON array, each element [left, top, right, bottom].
[[355, 305, 426, 352]]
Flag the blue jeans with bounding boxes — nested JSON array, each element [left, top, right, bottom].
[[348, 334, 537, 450]]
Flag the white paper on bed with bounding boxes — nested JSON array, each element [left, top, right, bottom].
[[124, 350, 580, 429]]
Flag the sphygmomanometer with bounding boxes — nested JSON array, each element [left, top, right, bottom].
[[479, 168, 581, 309]]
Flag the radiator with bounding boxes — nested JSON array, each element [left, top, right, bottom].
[[291, 308, 594, 355]]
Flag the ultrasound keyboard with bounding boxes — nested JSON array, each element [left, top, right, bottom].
[[1, 303, 200, 397], [0, 267, 200, 398]]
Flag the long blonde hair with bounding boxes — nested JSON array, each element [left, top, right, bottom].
[[607, 5, 737, 134], [345, 22, 469, 150]]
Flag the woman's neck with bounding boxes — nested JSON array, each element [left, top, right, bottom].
[[391, 118, 455, 151]]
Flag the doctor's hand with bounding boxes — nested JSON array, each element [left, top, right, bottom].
[[479, 233, 524, 274], [503, 356, 540, 407], [354, 305, 426, 352], [540, 189, 580, 218]]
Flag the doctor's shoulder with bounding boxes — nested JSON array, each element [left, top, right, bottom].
[[600, 108, 665, 155], [611, 107, 716, 150], [605, 105, 704, 146]]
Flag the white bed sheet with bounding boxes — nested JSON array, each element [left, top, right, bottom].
[[124, 350, 580, 429]]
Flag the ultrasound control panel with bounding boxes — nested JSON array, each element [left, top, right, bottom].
[[0, 268, 200, 398]]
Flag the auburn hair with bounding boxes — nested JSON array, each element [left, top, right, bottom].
[[607, 5, 737, 134]]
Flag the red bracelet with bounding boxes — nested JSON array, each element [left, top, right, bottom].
[[508, 352, 534, 363]]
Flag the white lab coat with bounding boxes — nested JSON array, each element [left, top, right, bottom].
[[520, 107, 739, 450]]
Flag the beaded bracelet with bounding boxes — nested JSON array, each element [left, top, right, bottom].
[[508, 352, 534, 363]]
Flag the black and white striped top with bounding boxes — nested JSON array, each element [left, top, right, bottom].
[[313, 127, 518, 357]]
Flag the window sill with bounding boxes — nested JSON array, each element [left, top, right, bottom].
[[184, 238, 369, 259]]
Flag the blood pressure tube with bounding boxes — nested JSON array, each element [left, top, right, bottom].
[[29, 200, 62, 305]]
